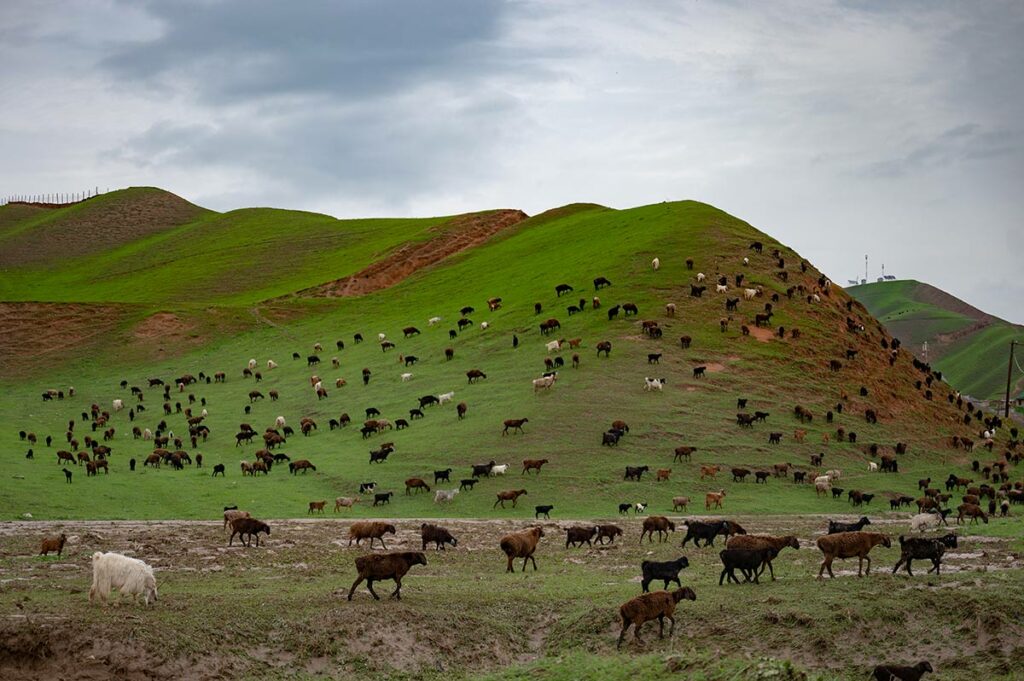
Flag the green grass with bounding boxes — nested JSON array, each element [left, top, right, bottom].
[[0, 200, 987, 521]]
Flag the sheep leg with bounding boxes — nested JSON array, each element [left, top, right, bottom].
[[379, 537, 388, 550], [864, 555, 871, 576], [657, 614, 665, 638], [764, 559, 776, 581], [719, 568, 729, 586], [366, 579, 380, 600], [891, 557, 905, 575], [905, 558, 915, 577], [642, 579, 651, 593], [616, 623, 630, 649], [390, 577, 402, 600], [347, 576, 364, 600], [666, 614, 676, 638], [506, 555, 514, 573]]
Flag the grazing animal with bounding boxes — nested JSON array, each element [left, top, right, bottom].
[[421, 523, 458, 550], [334, 497, 359, 512], [892, 534, 956, 576], [565, 525, 597, 547], [348, 521, 397, 549], [726, 535, 799, 580], [871, 661, 934, 681], [434, 488, 459, 504], [503, 418, 529, 435], [718, 547, 778, 585], [617, 588, 697, 648], [522, 458, 548, 475], [39, 533, 68, 557], [816, 531, 891, 578], [500, 527, 544, 573], [89, 552, 158, 606], [640, 516, 676, 543], [347, 552, 427, 601], [494, 489, 528, 508], [308, 500, 327, 515], [641, 556, 689, 592], [705, 490, 726, 510], [229, 518, 271, 547]]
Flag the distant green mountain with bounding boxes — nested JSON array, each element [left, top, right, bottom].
[[849, 279, 1024, 400]]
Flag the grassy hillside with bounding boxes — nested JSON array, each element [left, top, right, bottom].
[[0, 187, 525, 306], [849, 280, 1024, 400], [0, 200, 993, 522]]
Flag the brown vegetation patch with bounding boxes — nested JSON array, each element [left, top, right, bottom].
[[294, 209, 529, 298], [748, 326, 773, 342]]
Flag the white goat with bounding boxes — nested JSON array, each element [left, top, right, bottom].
[[401, 373, 413, 382], [438, 391, 455, 405], [696, 272, 706, 282], [652, 257, 660, 270], [435, 489, 459, 504], [89, 552, 158, 606]]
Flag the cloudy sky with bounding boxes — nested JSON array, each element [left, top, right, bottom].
[[2, 0, 1022, 321]]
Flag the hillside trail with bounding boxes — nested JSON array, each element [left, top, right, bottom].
[[248, 305, 301, 343]]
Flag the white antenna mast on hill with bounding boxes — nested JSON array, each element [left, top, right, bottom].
[[865, 255, 868, 284], [922, 341, 929, 363]]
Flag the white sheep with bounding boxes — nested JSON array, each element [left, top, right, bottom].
[[715, 284, 728, 293], [435, 488, 459, 503], [491, 464, 509, 475], [201, 408, 208, 418], [401, 373, 413, 382], [743, 257, 749, 265], [267, 359, 278, 370], [814, 475, 832, 486], [533, 374, 557, 391], [428, 316, 442, 326], [313, 381, 323, 392], [275, 416, 286, 429], [696, 272, 706, 282], [377, 333, 387, 342], [89, 552, 158, 606], [142, 428, 153, 440], [909, 512, 942, 533], [825, 469, 842, 480], [811, 294, 821, 303], [438, 391, 455, 405], [743, 288, 758, 300], [868, 462, 878, 472], [112, 399, 124, 412], [247, 358, 257, 370], [644, 377, 665, 391], [652, 257, 660, 270], [546, 339, 562, 353], [481, 321, 490, 330], [815, 478, 831, 496], [313, 342, 323, 352]]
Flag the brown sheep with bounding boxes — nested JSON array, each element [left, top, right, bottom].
[[348, 521, 397, 549], [499, 527, 544, 573], [420, 523, 458, 550], [308, 500, 327, 515], [405, 478, 431, 495], [494, 489, 527, 509], [223, 509, 251, 530], [726, 535, 799, 580], [595, 525, 623, 544], [640, 516, 676, 543], [617, 587, 697, 648], [671, 496, 690, 512], [816, 531, 891, 578], [522, 459, 548, 475], [39, 533, 68, 557], [656, 468, 671, 482], [565, 525, 598, 548], [228, 517, 271, 547], [347, 552, 427, 601], [957, 503, 989, 525], [700, 465, 720, 480]]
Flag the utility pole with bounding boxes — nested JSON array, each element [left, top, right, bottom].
[[1006, 340, 1018, 418]]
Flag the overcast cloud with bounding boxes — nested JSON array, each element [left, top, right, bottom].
[[1, 0, 1022, 322]]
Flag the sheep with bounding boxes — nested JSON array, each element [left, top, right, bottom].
[[726, 535, 799, 580], [347, 552, 427, 601], [39, 533, 68, 557], [681, 520, 732, 547], [500, 526, 544, 573], [223, 509, 251, 530], [438, 391, 455, 404], [871, 661, 934, 681], [334, 497, 359, 512], [671, 496, 690, 512], [565, 525, 598, 548], [616, 587, 696, 648], [494, 489, 528, 509], [421, 523, 458, 550], [522, 458, 548, 475], [640, 516, 676, 543], [827, 516, 871, 534], [491, 464, 509, 476], [719, 547, 778, 584], [308, 500, 327, 515], [348, 521, 397, 549], [401, 372, 413, 382], [596, 525, 624, 544], [640, 556, 689, 592], [535, 504, 554, 519], [89, 552, 158, 606], [229, 517, 271, 546], [957, 503, 988, 524], [892, 534, 956, 576], [696, 272, 706, 282], [816, 531, 891, 578], [434, 488, 459, 504], [651, 257, 660, 270]]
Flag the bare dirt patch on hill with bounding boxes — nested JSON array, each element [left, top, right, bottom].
[[294, 209, 529, 298]]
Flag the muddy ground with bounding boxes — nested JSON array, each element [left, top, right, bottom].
[[1, 514, 1022, 680]]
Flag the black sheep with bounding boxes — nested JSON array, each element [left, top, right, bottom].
[[641, 556, 690, 592], [871, 661, 933, 681], [718, 547, 778, 584], [892, 534, 956, 576]]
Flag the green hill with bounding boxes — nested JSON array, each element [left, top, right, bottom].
[[0, 197, 987, 521], [849, 279, 1024, 400]]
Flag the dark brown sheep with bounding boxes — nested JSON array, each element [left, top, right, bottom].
[[347, 552, 427, 601], [39, 533, 68, 557], [816, 531, 890, 578], [640, 516, 676, 543], [617, 587, 697, 648]]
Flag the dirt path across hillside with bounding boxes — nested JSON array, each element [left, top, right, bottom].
[[293, 209, 528, 298]]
